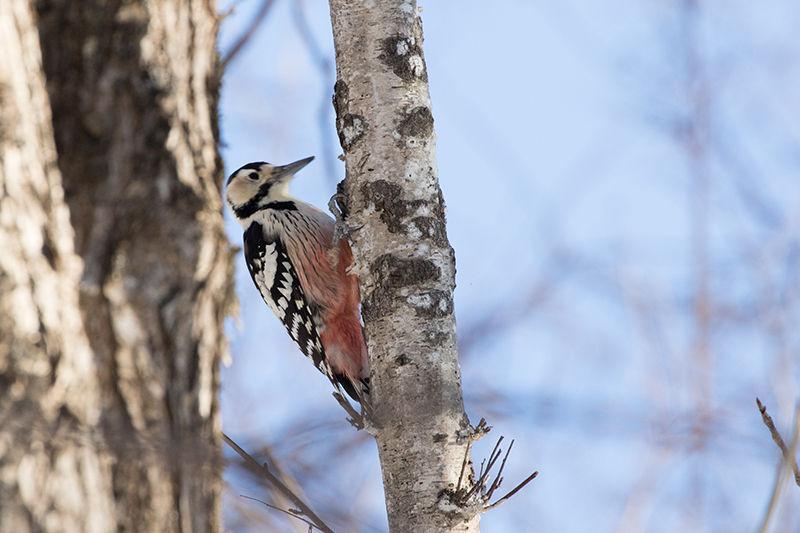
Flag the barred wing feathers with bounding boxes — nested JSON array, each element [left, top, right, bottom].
[[243, 221, 329, 376], [244, 221, 364, 401]]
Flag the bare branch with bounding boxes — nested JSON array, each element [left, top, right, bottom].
[[221, 0, 277, 69], [756, 398, 800, 487], [223, 433, 337, 533], [290, 0, 338, 185]]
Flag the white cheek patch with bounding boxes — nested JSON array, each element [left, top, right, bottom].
[[227, 179, 258, 208]]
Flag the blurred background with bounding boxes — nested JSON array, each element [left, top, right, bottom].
[[216, 1, 800, 531]]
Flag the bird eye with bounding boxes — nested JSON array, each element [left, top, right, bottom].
[[248, 172, 259, 181]]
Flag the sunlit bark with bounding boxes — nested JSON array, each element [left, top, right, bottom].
[[0, 0, 232, 530]]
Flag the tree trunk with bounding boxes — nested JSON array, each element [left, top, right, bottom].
[[328, 1, 480, 531], [0, 0, 232, 530]]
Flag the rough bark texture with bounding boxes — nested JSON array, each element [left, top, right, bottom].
[[0, 0, 232, 530], [328, 1, 479, 531], [0, 1, 110, 529]]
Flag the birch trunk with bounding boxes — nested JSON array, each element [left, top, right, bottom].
[[328, 1, 479, 531], [0, 0, 232, 530]]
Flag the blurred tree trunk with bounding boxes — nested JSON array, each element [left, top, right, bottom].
[[0, 0, 233, 531], [329, 1, 479, 532]]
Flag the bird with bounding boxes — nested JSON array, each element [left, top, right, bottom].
[[225, 156, 369, 403]]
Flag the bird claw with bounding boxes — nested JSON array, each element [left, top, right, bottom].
[[329, 193, 362, 243]]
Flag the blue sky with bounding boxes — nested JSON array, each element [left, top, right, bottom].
[[217, 1, 800, 531]]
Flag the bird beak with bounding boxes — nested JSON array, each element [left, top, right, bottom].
[[276, 156, 314, 179]]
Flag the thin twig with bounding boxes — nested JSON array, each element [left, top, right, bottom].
[[756, 400, 800, 533], [757, 398, 800, 486], [482, 438, 505, 481], [758, 463, 790, 533], [223, 433, 336, 533], [464, 437, 503, 501], [790, 403, 800, 485], [240, 495, 318, 532], [456, 441, 471, 493], [221, 0, 277, 69], [455, 418, 493, 495], [475, 459, 485, 491], [484, 471, 539, 511], [486, 439, 515, 500]]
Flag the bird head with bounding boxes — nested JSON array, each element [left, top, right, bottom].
[[225, 156, 314, 219]]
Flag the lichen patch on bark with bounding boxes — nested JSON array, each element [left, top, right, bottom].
[[397, 106, 433, 139], [378, 35, 428, 82], [371, 254, 440, 288]]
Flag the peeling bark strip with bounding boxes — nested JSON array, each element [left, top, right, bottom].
[[0, 0, 231, 530], [329, 1, 479, 532]]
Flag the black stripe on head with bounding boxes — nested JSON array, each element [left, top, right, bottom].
[[233, 180, 272, 219], [240, 162, 268, 171], [233, 190, 298, 220], [263, 201, 298, 211], [227, 161, 268, 186]]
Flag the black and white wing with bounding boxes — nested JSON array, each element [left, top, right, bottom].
[[243, 221, 329, 377]]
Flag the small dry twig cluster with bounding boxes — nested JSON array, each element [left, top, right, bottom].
[[440, 418, 538, 514]]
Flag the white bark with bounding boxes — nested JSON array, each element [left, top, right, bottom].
[[328, 1, 480, 531]]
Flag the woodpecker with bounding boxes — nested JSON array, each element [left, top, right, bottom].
[[226, 156, 369, 402]]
